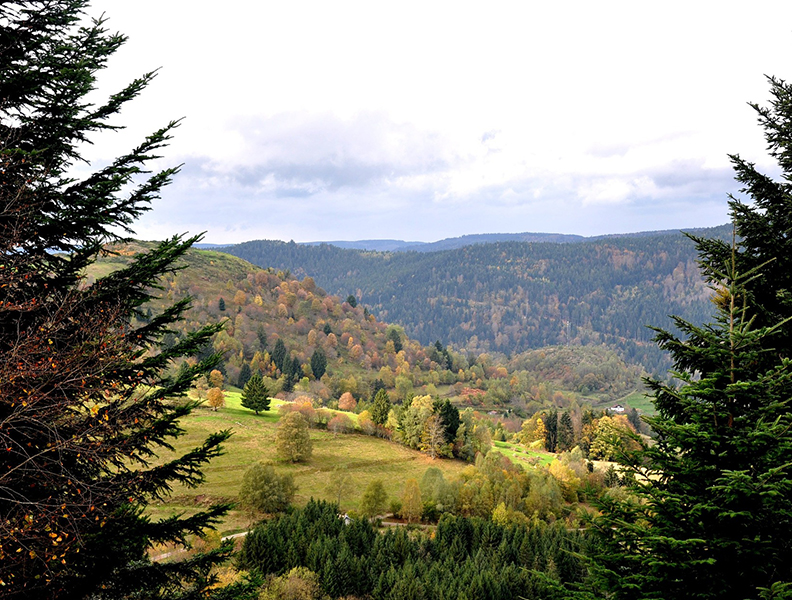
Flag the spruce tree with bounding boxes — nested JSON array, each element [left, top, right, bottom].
[[0, 2, 231, 597], [371, 388, 391, 427], [578, 73, 792, 600], [557, 411, 574, 452], [693, 75, 792, 360], [310, 347, 327, 379], [241, 374, 270, 415], [582, 257, 792, 599], [237, 361, 252, 388], [272, 338, 287, 372]]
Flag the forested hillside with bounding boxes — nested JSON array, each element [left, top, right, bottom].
[[90, 243, 644, 413], [222, 225, 730, 375]]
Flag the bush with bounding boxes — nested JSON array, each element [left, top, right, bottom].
[[239, 462, 296, 514], [328, 413, 354, 434]]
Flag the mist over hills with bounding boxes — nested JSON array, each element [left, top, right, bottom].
[[219, 224, 731, 375]]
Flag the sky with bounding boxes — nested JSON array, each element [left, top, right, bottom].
[[82, 1, 792, 244]]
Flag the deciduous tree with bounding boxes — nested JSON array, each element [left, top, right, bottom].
[[338, 391, 356, 411], [400, 479, 423, 524], [239, 462, 296, 515], [276, 412, 313, 463], [360, 480, 388, 520], [207, 387, 225, 411]]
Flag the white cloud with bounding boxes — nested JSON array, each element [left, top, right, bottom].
[[80, 0, 792, 243]]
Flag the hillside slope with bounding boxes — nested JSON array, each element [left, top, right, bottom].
[[220, 226, 729, 374]]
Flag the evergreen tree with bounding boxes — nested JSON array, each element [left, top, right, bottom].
[[693, 76, 792, 361], [544, 408, 558, 453], [310, 348, 327, 379], [371, 388, 391, 426], [435, 398, 460, 444], [241, 374, 270, 414], [218, 297, 226, 311], [346, 294, 357, 308], [583, 260, 792, 599], [256, 324, 268, 350], [557, 411, 574, 452], [579, 74, 792, 600], [386, 327, 403, 353], [323, 323, 333, 335], [237, 362, 252, 388], [0, 2, 231, 597], [272, 338, 287, 372]]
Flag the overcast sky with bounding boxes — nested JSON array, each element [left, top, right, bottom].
[[83, 1, 792, 244]]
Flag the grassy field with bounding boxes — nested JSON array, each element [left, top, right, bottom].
[[148, 392, 470, 534], [490, 440, 556, 468], [618, 390, 656, 415]]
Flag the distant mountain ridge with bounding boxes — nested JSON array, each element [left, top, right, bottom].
[[299, 224, 731, 253], [219, 224, 732, 376]]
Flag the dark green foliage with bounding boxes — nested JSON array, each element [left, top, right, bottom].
[[386, 327, 403, 353], [272, 338, 287, 372], [218, 297, 226, 311], [256, 324, 268, 350], [241, 374, 270, 414], [557, 412, 574, 452], [693, 78, 792, 361], [371, 389, 391, 426], [583, 267, 792, 598], [238, 500, 592, 600], [237, 362, 252, 388], [310, 348, 327, 379], [323, 323, 333, 335], [372, 378, 387, 396], [434, 398, 460, 444], [579, 75, 792, 600], [626, 406, 641, 432], [346, 294, 357, 308], [429, 340, 452, 369], [281, 355, 301, 392], [0, 1, 230, 596]]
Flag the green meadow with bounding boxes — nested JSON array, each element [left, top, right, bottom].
[[149, 392, 470, 534]]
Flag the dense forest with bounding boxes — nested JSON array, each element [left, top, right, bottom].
[[90, 242, 645, 415], [222, 225, 731, 375], [238, 499, 592, 600]]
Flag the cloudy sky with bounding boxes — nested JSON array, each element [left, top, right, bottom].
[[84, 1, 792, 244]]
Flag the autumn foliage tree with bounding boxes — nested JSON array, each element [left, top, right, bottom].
[[0, 2, 231, 597], [207, 387, 225, 411], [338, 391, 356, 411], [276, 412, 313, 463]]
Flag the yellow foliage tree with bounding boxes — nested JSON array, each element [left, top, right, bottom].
[[207, 387, 225, 411], [401, 478, 423, 523], [209, 369, 224, 389]]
